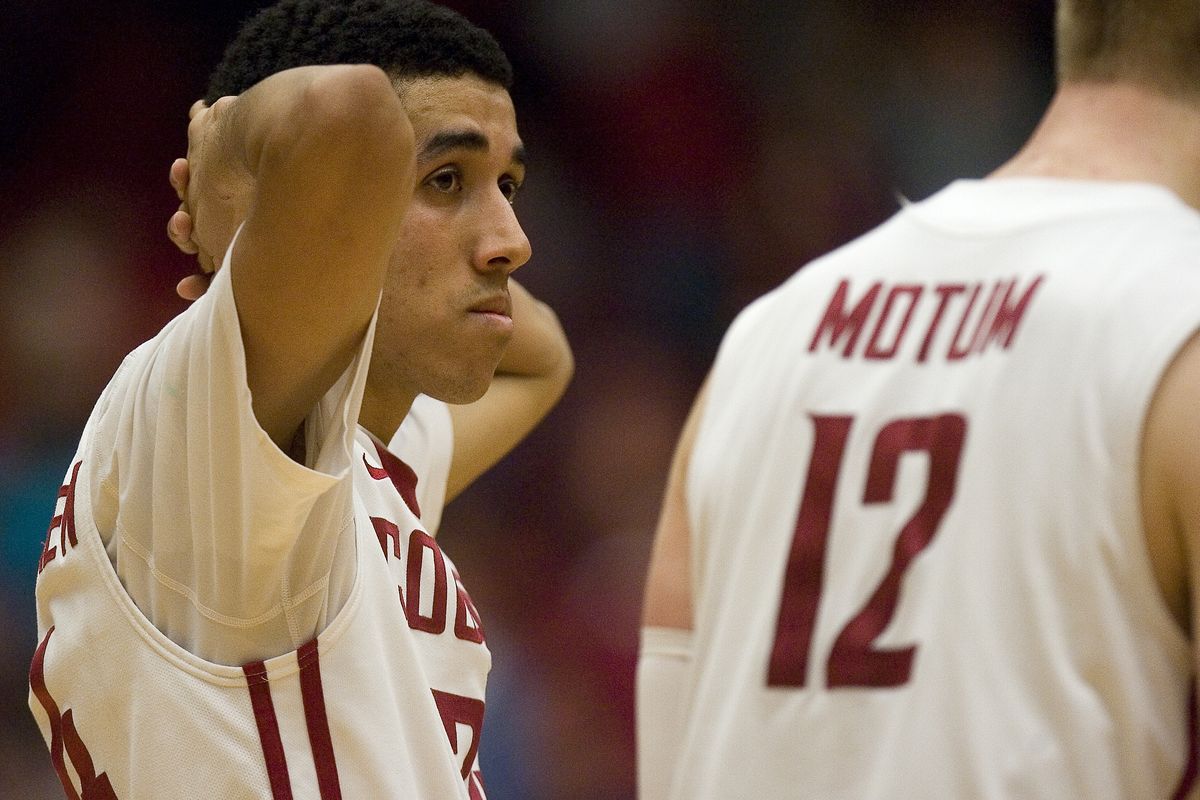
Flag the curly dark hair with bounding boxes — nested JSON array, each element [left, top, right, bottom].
[[205, 0, 512, 104]]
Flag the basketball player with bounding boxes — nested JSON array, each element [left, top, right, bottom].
[[28, 2, 572, 798], [639, 1, 1200, 797]]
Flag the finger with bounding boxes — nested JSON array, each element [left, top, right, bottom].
[[176, 272, 212, 302], [167, 210, 199, 254], [168, 208, 191, 239], [168, 226, 199, 256], [169, 158, 189, 201]]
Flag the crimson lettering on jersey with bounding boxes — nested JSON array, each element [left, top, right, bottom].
[[408, 530, 449, 634], [451, 563, 485, 644], [369, 516, 486, 645], [38, 461, 82, 574], [30, 627, 117, 800], [809, 276, 1045, 362], [433, 690, 489, 798], [468, 771, 487, 800], [372, 515, 409, 613]]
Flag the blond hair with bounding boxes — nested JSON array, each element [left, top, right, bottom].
[[1057, 0, 1200, 99]]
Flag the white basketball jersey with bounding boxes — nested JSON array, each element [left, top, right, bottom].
[[28, 242, 490, 798], [677, 179, 1200, 799], [30, 415, 489, 799]]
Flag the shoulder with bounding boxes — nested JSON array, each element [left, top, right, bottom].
[[388, 396, 454, 533]]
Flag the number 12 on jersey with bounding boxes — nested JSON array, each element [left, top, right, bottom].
[[767, 413, 967, 690]]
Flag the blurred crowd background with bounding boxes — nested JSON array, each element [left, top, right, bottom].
[[0, 1, 1055, 796]]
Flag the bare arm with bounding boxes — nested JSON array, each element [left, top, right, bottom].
[[1142, 330, 1200, 639], [1142, 329, 1200, 799], [642, 378, 708, 630], [186, 65, 413, 450], [637, 379, 708, 800], [444, 279, 573, 500]]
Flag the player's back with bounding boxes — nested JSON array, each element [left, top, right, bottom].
[[680, 178, 1200, 799]]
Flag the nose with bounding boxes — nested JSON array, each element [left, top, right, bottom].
[[474, 192, 531, 275]]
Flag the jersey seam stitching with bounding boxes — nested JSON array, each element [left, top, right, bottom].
[[116, 524, 334, 629]]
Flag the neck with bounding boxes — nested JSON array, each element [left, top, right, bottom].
[[991, 81, 1200, 209], [358, 376, 417, 447]]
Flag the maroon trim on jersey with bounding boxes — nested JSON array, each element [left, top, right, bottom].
[[1172, 684, 1198, 800], [243, 661, 294, 800], [30, 627, 81, 800], [364, 431, 421, 518], [297, 640, 342, 799]]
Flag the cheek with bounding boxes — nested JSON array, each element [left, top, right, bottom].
[[384, 240, 431, 295], [387, 261, 442, 299], [399, 203, 464, 270], [382, 208, 463, 319], [379, 260, 447, 335]]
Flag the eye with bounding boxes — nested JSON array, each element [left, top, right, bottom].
[[426, 168, 462, 194], [499, 176, 523, 205]]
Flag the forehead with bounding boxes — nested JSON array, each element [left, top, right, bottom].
[[397, 74, 520, 157]]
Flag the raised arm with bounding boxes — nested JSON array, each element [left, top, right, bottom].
[[444, 279, 573, 500], [186, 65, 413, 451]]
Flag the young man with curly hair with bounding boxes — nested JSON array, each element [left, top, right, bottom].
[[639, 1, 1200, 797], [28, 2, 571, 798]]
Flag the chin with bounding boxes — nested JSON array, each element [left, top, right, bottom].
[[424, 367, 495, 405], [434, 385, 489, 405]]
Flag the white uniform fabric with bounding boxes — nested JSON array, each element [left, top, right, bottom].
[[674, 179, 1200, 799], [636, 627, 694, 800], [29, 245, 488, 799]]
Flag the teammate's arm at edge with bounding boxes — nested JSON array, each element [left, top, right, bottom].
[[637, 378, 708, 800]]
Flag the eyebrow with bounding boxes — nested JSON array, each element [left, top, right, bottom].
[[418, 129, 526, 167]]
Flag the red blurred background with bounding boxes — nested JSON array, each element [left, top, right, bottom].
[[0, 2, 1054, 795]]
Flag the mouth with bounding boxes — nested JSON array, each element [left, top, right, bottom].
[[468, 293, 512, 320]]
